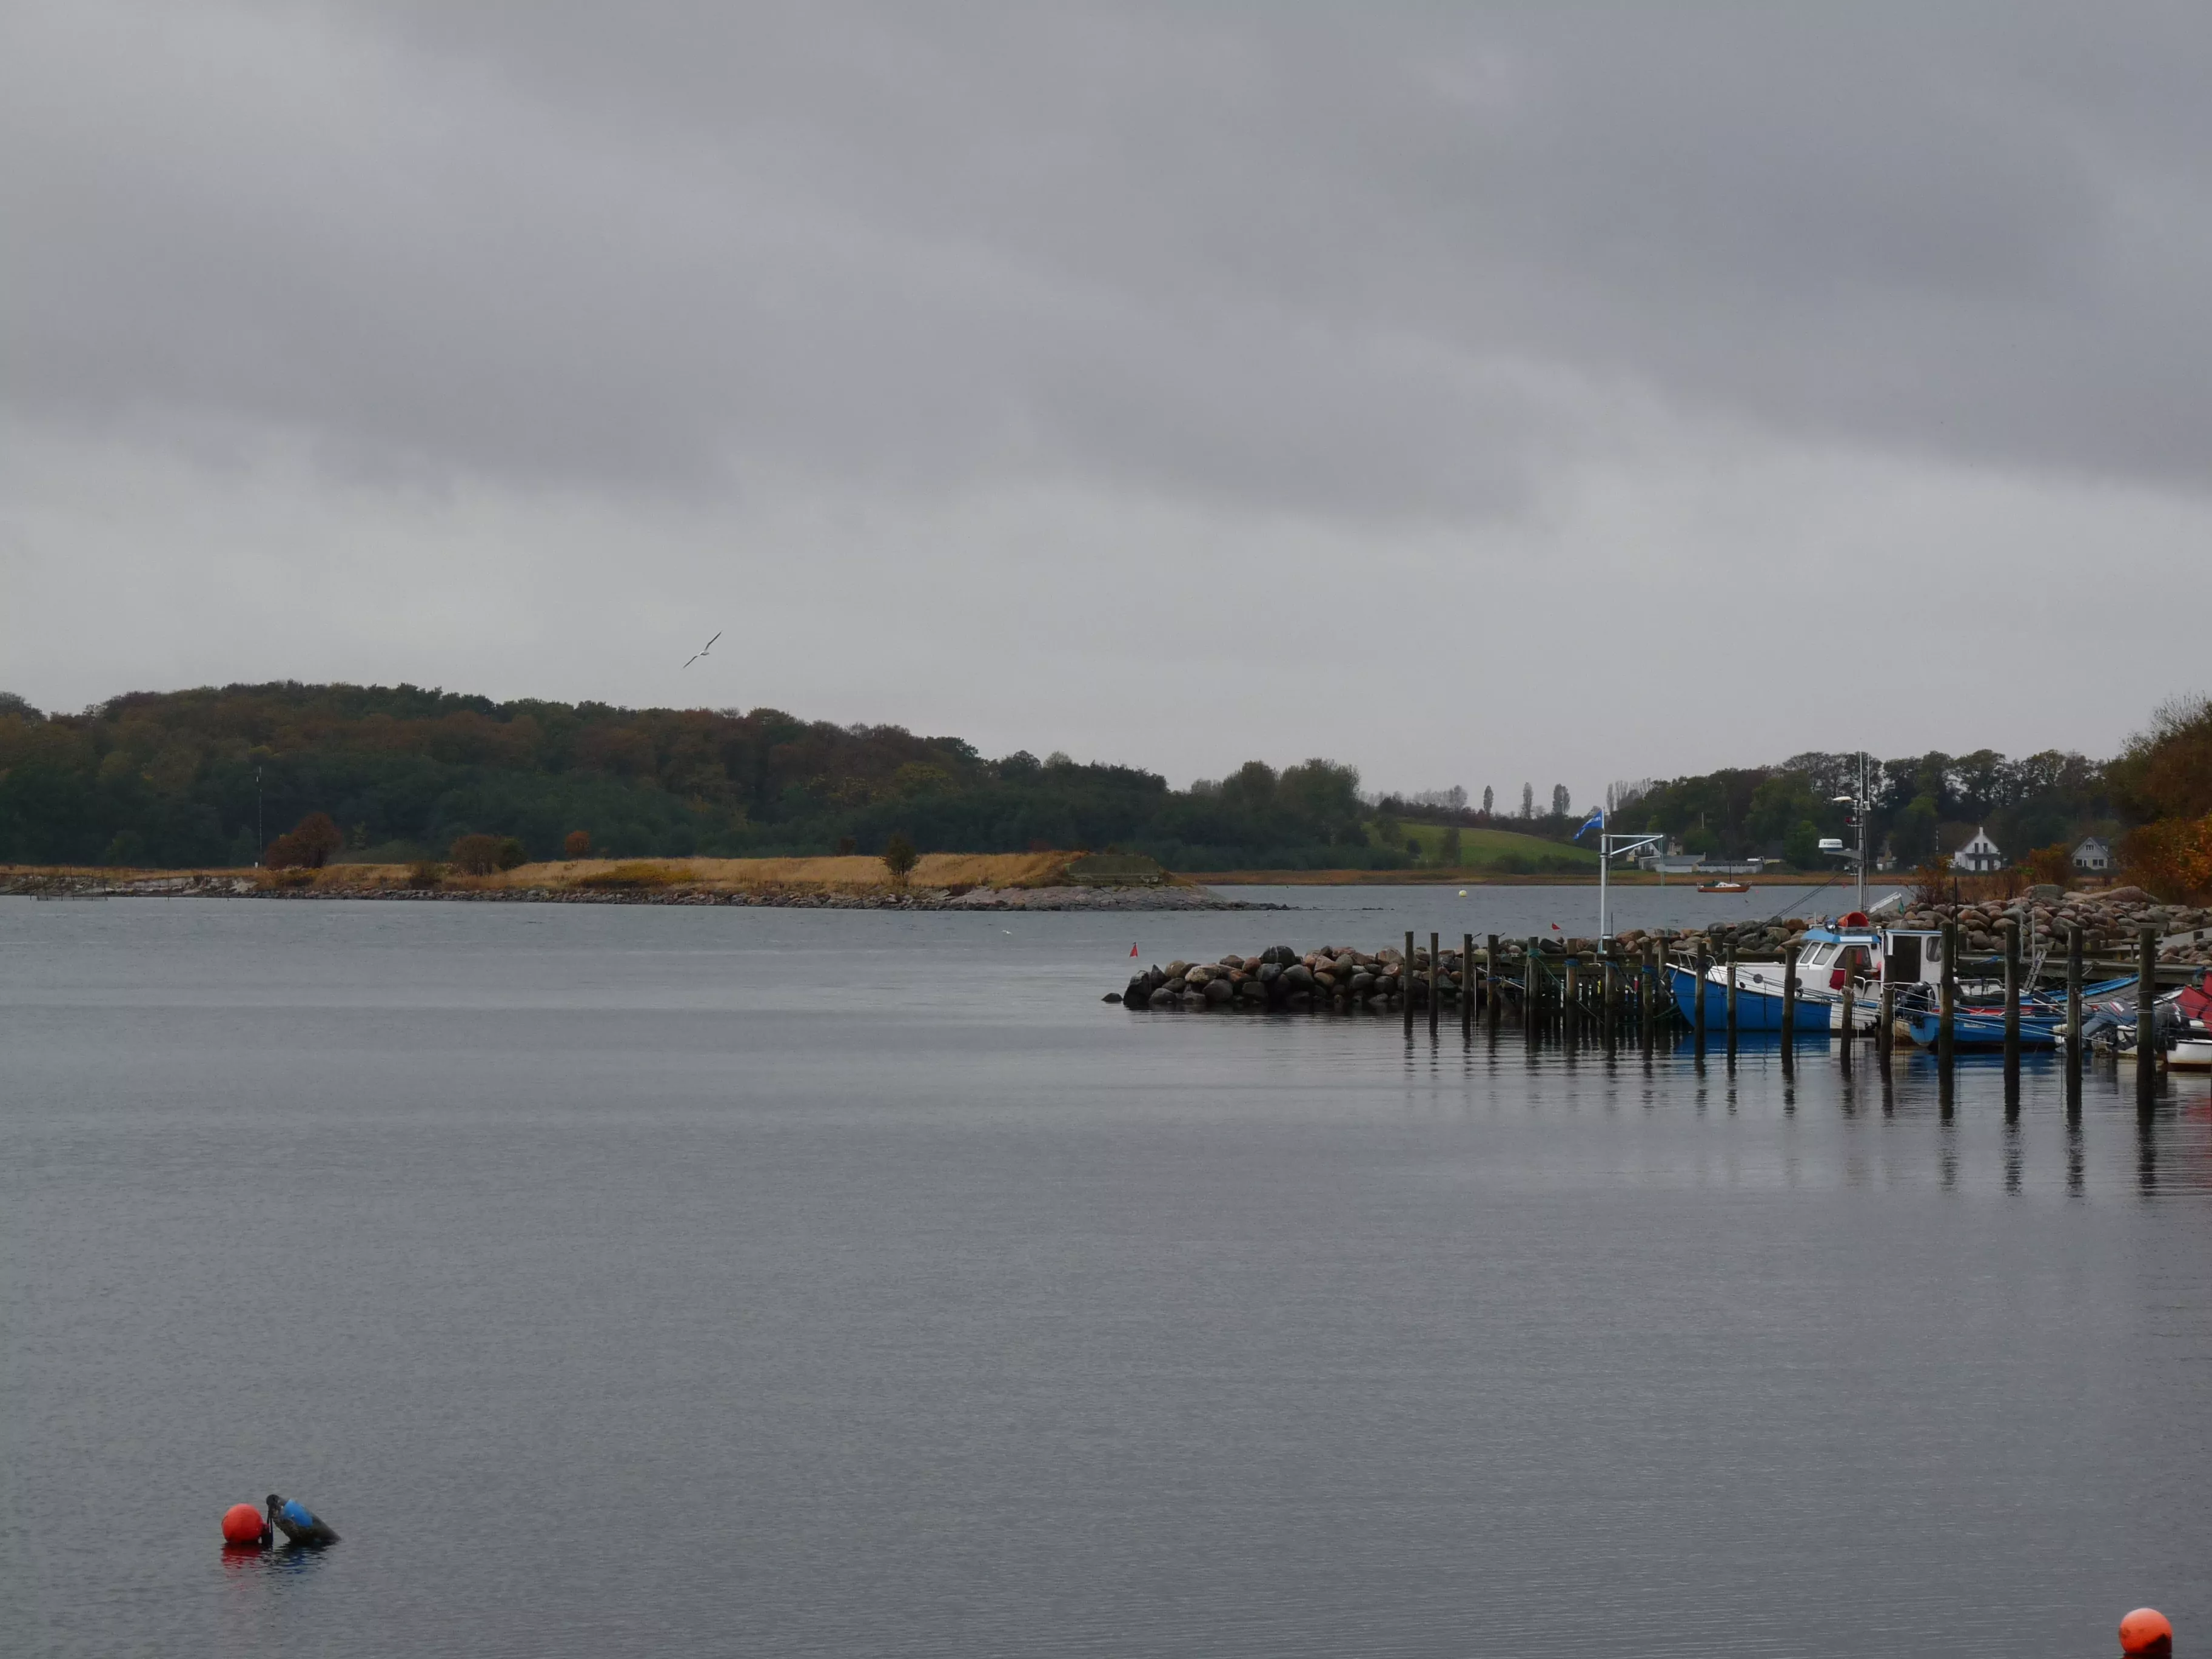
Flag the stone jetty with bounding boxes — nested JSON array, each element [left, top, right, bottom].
[[1870, 887, 2212, 967], [1116, 943, 1480, 1011], [1110, 888, 2212, 1010]]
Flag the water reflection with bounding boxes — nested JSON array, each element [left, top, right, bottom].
[[1418, 1017, 2212, 1198]]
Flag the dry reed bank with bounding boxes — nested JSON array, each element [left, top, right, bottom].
[[0, 853, 1253, 910]]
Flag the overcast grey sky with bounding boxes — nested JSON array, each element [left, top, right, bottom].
[[3, 2, 2207, 799]]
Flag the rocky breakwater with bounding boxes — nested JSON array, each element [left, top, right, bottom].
[[1115, 942, 1482, 1011], [1877, 886, 2212, 967], [1113, 933, 1766, 1013]]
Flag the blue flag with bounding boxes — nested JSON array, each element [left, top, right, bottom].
[[1573, 808, 1604, 842]]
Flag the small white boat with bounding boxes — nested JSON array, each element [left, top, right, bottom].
[[2170, 1038, 2212, 1071]]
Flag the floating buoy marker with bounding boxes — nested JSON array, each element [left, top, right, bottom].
[[2120, 1607, 2174, 1656], [221, 1503, 266, 1546]]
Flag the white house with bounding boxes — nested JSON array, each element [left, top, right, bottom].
[[1952, 827, 2004, 873], [2071, 836, 2114, 873]]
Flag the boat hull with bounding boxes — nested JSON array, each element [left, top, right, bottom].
[[1669, 964, 1833, 1033], [1903, 1007, 2063, 1050]]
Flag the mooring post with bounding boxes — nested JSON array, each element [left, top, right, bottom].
[[1563, 953, 1580, 1044], [1693, 948, 1709, 1061], [1429, 931, 1440, 1037], [1403, 930, 1415, 1034], [1878, 977, 1894, 1061], [2064, 922, 2083, 1096], [1939, 920, 1957, 1075], [2138, 925, 2159, 1098], [2063, 922, 2083, 1115], [2003, 916, 2022, 1079], [1780, 942, 1800, 1075], [1462, 933, 1475, 1039], [2065, 923, 2083, 1050], [1840, 966, 1855, 1075], [1640, 940, 1657, 1053], [1486, 934, 1501, 1034], [1601, 950, 1620, 1051], [1724, 945, 1739, 1056]]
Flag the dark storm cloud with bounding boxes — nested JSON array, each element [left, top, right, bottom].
[[7, 2, 2212, 515]]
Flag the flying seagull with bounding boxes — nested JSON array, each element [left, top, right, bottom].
[[682, 630, 722, 669]]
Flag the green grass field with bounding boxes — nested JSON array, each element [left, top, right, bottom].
[[1370, 820, 1600, 870]]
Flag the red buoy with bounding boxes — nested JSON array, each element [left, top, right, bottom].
[[221, 1503, 266, 1546], [2120, 1607, 2174, 1656]]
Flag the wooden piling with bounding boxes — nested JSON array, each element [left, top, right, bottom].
[[2003, 917, 2022, 1077], [1486, 934, 1501, 1034], [1526, 936, 1541, 1038], [1564, 953, 1580, 1043], [1780, 943, 1800, 1075], [1878, 979, 1894, 1060], [1938, 920, 1957, 1074], [1640, 940, 1656, 1053], [1693, 949, 1709, 1060], [1429, 931, 1440, 1037], [2138, 925, 2159, 1096], [1603, 950, 1620, 1051], [1840, 968, 1855, 1074], [1724, 945, 1738, 1054], [1463, 933, 1475, 1038], [2065, 922, 2083, 1113], [1403, 930, 1415, 1034]]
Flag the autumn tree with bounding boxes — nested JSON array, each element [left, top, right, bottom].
[[563, 830, 591, 859], [449, 833, 503, 875], [881, 831, 919, 886], [264, 811, 343, 870]]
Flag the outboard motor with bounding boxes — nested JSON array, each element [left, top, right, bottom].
[[265, 1494, 339, 1547]]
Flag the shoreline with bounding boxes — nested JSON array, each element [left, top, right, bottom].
[[0, 866, 1264, 911], [1185, 868, 1869, 887]]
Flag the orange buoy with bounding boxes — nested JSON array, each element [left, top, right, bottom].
[[2120, 1607, 2174, 1656], [221, 1503, 266, 1546]]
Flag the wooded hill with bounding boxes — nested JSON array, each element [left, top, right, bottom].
[[0, 683, 1396, 871], [1, 683, 2203, 894]]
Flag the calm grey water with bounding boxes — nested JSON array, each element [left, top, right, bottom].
[[4, 886, 2209, 1658]]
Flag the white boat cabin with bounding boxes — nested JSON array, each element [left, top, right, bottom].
[[1879, 928, 1946, 989]]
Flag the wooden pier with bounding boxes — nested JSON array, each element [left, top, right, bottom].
[[1113, 924, 2196, 1093]]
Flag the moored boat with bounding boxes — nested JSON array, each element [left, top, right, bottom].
[[1667, 923, 1882, 1032]]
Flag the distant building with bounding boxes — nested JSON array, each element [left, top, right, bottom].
[[2071, 836, 2114, 874], [1952, 828, 2004, 873]]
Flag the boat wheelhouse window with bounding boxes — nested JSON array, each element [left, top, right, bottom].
[[1925, 934, 1942, 963], [1886, 935, 1922, 980], [1803, 943, 1834, 968]]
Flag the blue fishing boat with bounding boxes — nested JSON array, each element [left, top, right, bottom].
[[1669, 961, 1835, 1031], [1901, 977, 2137, 1050], [1670, 924, 1881, 1033]]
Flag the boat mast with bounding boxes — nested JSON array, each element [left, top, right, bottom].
[[1857, 751, 1869, 915]]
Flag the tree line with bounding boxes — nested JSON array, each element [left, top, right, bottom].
[[2, 682, 2204, 896], [0, 683, 1395, 871]]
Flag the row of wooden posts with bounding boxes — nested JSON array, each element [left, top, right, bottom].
[[1401, 921, 2173, 1102]]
